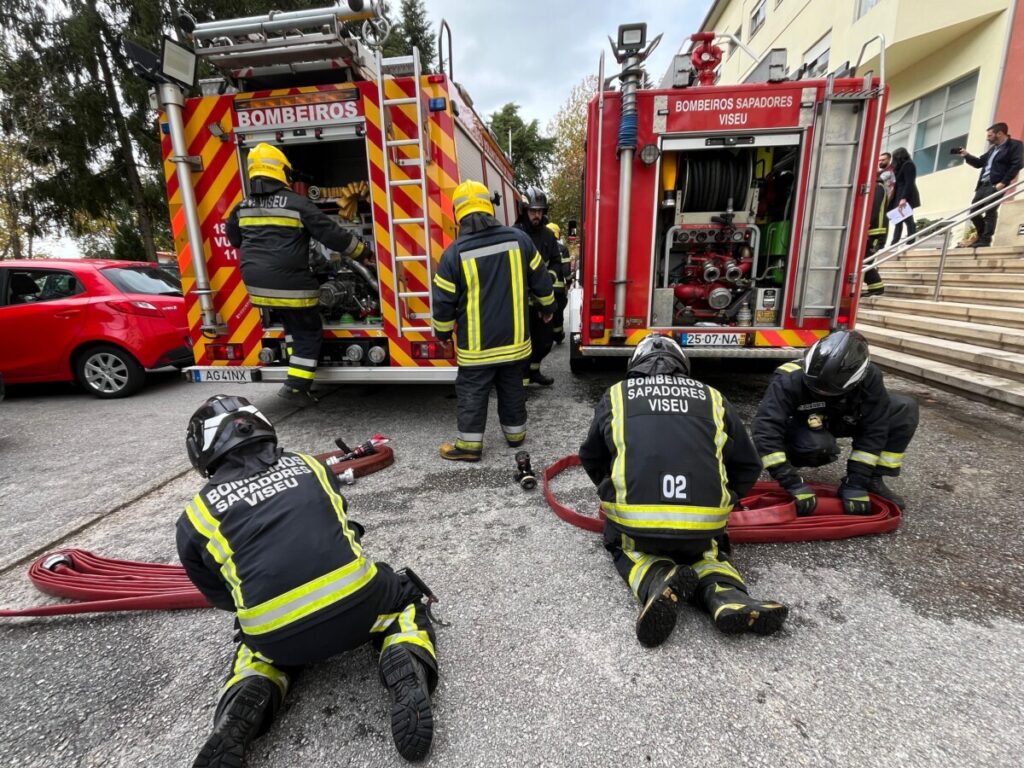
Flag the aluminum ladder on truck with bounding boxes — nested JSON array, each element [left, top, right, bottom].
[[374, 47, 434, 335], [794, 74, 882, 325]]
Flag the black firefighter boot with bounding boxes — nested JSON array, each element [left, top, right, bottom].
[[380, 645, 434, 761], [701, 582, 788, 636], [193, 676, 279, 768], [867, 475, 906, 509], [635, 565, 699, 648]]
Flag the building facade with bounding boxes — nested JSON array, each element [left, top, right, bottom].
[[669, 0, 1022, 224]]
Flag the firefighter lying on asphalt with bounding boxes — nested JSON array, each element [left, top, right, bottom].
[[431, 180, 555, 461], [751, 330, 919, 513], [516, 186, 562, 386], [178, 395, 438, 766], [225, 143, 374, 407], [578, 334, 789, 646]]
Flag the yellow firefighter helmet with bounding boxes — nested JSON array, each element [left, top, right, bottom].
[[452, 179, 494, 222], [546, 221, 561, 240], [247, 143, 292, 184]]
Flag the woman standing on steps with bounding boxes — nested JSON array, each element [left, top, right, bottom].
[[890, 147, 920, 246]]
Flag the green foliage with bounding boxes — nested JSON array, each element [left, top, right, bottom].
[[546, 75, 597, 231], [380, 0, 435, 71], [488, 103, 555, 189]]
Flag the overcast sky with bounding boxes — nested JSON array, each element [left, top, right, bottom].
[[422, 0, 712, 130]]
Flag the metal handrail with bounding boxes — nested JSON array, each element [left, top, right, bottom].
[[864, 176, 1024, 300]]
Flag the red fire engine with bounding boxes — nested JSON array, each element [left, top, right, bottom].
[[159, 4, 520, 385], [569, 26, 888, 370]]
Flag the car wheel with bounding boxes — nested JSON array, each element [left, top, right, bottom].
[[75, 345, 145, 398]]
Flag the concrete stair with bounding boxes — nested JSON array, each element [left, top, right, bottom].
[[858, 244, 1024, 411]]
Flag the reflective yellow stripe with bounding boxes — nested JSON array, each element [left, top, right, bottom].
[[778, 362, 801, 373], [850, 450, 879, 466], [456, 339, 532, 365], [510, 249, 524, 344], [710, 388, 729, 508], [432, 318, 455, 332], [622, 542, 673, 599], [529, 253, 542, 270], [433, 274, 457, 294], [238, 216, 304, 228], [380, 602, 436, 658], [287, 367, 315, 380], [300, 454, 364, 555], [186, 496, 244, 608], [462, 258, 481, 351], [536, 292, 555, 307], [762, 451, 787, 468], [601, 501, 732, 532], [370, 612, 402, 633], [222, 644, 290, 698], [693, 540, 744, 585], [250, 296, 319, 308], [878, 451, 904, 468], [610, 383, 627, 506]]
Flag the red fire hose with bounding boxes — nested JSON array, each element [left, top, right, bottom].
[[1, 447, 395, 619], [543, 454, 901, 543]]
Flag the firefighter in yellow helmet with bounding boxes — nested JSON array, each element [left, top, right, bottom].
[[545, 221, 572, 343], [226, 143, 373, 406], [431, 180, 555, 461]]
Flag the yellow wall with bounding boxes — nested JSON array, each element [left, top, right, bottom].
[[702, 0, 1012, 219]]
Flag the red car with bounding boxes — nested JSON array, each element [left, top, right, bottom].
[[0, 259, 191, 398]]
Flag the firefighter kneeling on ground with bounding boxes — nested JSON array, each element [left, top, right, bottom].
[[432, 180, 555, 461], [751, 330, 919, 513], [579, 334, 789, 646], [545, 221, 572, 344], [178, 395, 438, 767], [226, 143, 374, 407]]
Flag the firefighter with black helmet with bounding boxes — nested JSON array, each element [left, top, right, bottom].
[[432, 180, 555, 461], [225, 143, 374, 407], [579, 334, 789, 646], [545, 221, 572, 343], [751, 330, 919, 513], [178, 395, 438, 766], [516, 186, 560, 385]]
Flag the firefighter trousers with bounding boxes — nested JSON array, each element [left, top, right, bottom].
[[454, 362, 527, 451], [272, 307, 322, 392], [603, 523, 746, 606], [525, 305, 554, 378], [863, 233, 887, 291], [552, 289, 568, 338], [214, 562, 438, 732], [785, 393, 919, 476]]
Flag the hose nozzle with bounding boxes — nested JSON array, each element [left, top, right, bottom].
[[513, 451, 537, 490]]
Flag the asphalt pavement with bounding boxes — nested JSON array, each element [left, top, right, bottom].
[[0, 346, 1021, 767]]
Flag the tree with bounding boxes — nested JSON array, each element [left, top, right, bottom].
[[546, 75, 597, 230], [488, 103, 555, 189], [0, 144, 41, 259], [380, 0, 435, 71]]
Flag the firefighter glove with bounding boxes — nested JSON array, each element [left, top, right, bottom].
[[839, 477, 872, 515], [788, 483, 818, 517]]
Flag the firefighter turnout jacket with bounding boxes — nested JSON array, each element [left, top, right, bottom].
[[751, 360, 891, 483], [518, 219, 565, 292], [226, 178, 366, 308], [431, 224, 554, 366], [579, 374, 762, 540], [176, 451, 376, 642]]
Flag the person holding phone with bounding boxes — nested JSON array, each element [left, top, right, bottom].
[[958, 122, 1024, 248], [890, 147, 920, 245]]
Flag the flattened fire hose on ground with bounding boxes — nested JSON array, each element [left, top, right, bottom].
[[543, 454, 902, 543], [0, 447, 395, 619]]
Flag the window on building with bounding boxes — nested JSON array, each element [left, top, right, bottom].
[[750, 0, 767, 37], [803, 31, 831, 78], [857, 0, 882, 19], [881, 72, 978, 177]]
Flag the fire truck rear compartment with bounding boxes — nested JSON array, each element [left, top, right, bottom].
[[652, 138, 802, 330]]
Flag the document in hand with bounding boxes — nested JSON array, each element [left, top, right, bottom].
[[887, 204, 913, 224]]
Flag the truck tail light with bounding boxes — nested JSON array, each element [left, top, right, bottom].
[[106, 299, 164, 318], [209, 343, 244, 361], [589, 297, 606, 337], [411, 342, 455, 359]]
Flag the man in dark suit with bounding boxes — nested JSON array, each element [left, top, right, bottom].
[[959, 122, 1024, 248]]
